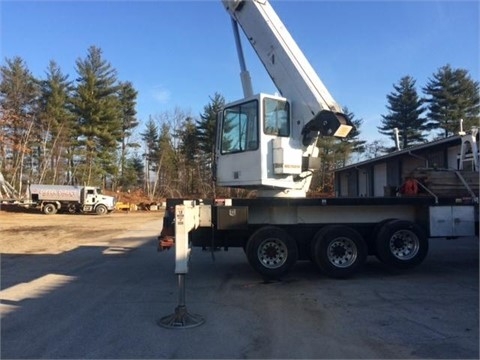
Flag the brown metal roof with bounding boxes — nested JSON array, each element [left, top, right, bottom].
[[336, 135, 462, 172]]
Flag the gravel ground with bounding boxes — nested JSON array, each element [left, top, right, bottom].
[[1, 210, 478, 359]]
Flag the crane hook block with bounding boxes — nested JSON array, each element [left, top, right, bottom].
[[301, 110, 354, 146]]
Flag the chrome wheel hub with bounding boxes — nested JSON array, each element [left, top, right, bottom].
[[257, 238, 288, 269], [327, 238, 357, 268], [389, 230, 419, 260]]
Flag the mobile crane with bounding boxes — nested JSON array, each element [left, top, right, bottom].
[[159, 0, 477, 284]]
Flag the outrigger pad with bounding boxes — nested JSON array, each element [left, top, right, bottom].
[[158, 305, 205, 329]]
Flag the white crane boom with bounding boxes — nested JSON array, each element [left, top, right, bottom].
[[216, 0, 353, 197], [223, 0, 341, 115]]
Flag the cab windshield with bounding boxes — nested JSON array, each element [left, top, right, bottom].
[[221, 99, 258, 154]]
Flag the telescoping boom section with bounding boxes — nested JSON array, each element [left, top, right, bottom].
[[216, 0, 353, 197]]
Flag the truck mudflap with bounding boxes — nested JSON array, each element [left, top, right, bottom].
[[158, 206, 175, 251], [158, 234, 175, 251]]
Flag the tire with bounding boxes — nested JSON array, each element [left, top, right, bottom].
[[67, 204, 77, 214], [370, 218, 396, 255], [375, 219, 428, 269], [246, 226, 298, 279], [312, 225, 367, 279], [95, 204, 108, 215], [43, 203, 57, 215]]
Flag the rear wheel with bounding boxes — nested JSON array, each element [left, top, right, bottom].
[[375, 219, 428, 269], [246, 226, 298, 279], [370, 219, 395, 252], [312, 225, 367, 278], [43, 203, 57, 215]]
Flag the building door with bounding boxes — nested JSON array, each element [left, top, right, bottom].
[[373, 163, 387, 197]]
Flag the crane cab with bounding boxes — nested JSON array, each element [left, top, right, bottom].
[[215, 93, 310, 196]]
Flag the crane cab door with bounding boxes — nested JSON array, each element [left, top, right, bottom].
[[215, 93, 300, 190]]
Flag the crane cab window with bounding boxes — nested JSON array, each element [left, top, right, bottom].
[[221, 100, 259, 154], [264, 98, 290, 137]]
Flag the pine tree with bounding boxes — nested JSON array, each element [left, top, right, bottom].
[[122, 155, 144, 189], [177, 117, 199, 195], [72, 46, 122, 186], [0, 56, 40, 191], [130, 155, 145, 187], [423, 64, 480, 137], [312, 136, 337, 194], [37, 60, 75, 184], [117, 81, 139, 184], [140, 116, 159, 196], [378, 76, 430, 150], [344, 107, 366, 155], [197, 92, 224, 157], [157, 122, 177, 197], [197, 92, 225, 196]]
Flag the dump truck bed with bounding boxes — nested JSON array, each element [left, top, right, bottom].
[[29, 185, 82, 201]]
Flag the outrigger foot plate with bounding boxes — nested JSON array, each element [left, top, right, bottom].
[[158, 305, 205, 329]]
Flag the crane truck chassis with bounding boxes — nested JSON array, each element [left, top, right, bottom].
[[160, 196, 477, 279]]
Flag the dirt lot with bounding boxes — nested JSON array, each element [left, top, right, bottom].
[[0, 208, 164, 255]]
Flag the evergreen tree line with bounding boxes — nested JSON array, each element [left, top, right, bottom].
[[0, 46, 139, 195], [1, 46, 478, 198], [378, 67, 479, 151]]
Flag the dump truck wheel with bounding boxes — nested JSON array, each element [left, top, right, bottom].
[[95, 204, 108, 215], [246, 226, 298, 279], [375, 219, 428, 269], [312, 225, 367, 279], [43, 203, 57, 215]]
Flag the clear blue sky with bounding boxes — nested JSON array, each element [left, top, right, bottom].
[[2, 0, 479, 145]]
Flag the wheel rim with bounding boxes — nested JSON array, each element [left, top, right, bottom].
[[327, 237, 357, 268], [389, 230, 420, 260], [257, 238, 288, 269]]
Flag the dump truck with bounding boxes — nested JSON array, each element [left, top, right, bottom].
[[26, 184, 116, 215]]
